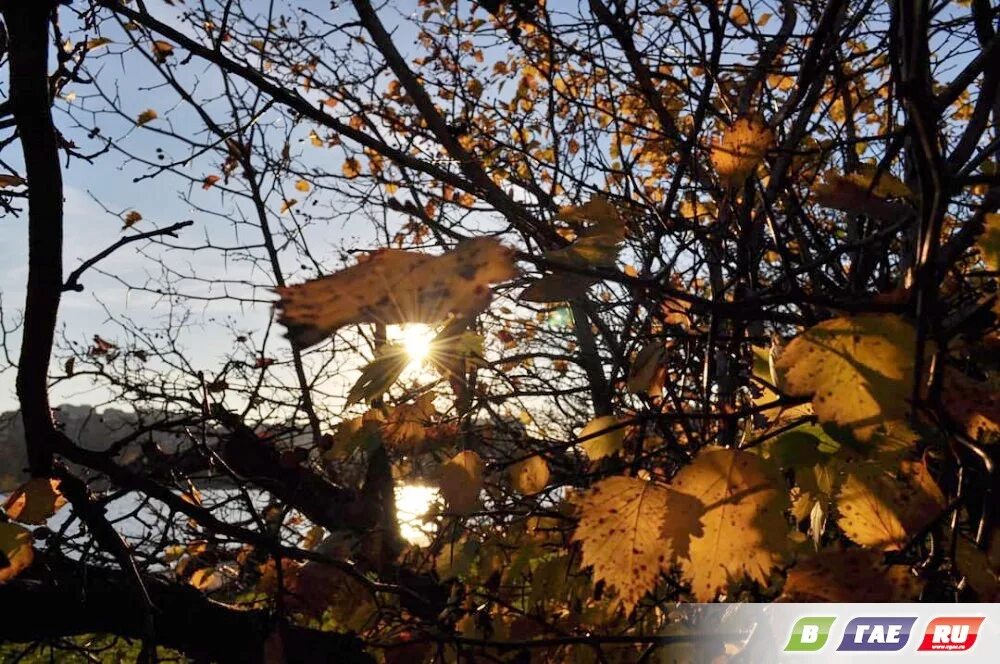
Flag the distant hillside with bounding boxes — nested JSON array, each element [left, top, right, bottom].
[[0, 405, 186, 490]]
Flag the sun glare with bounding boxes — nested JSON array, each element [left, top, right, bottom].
[[388, 323, 436, 367], [395, 484, 439, 546]]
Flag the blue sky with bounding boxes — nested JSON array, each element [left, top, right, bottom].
[[0, 0, 411, 412]]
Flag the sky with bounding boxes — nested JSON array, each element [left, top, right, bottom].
[[0, 0, 408, 412]]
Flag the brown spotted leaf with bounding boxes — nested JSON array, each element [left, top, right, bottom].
[[572, 475, 703, 608], [836, 460, 945, 550], [276, 238, 517, 349], [671, 447, 790, 601]]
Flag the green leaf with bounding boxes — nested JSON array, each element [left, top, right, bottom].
[[346, 347, 409, 405]]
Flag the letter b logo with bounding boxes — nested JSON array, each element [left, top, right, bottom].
[[785, 617, 837, 652]]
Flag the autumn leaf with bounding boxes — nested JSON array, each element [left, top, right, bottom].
[[440, 450, 483, 513], [940, 368, 999, 441], [136, 109, 158, 126], [812, 167, 912, 220], [509, 455, 550, 495], [0, 522, 33, 584], [546, 196, 626, 268], [295, 179, 311, 192], [280, 198, 297, 214], [670, 447, 790, 601], [342, 157, 361, 178], [572, 475, 703, 608], [202, 175, 221, 189], [275, 238, 517, 349], [122, 210, 143, 230], [520, 273, 597, 303], [779, 548, 922, 601], [979, 212, 999, 271], [775, 314, 920, 442], [710, 115, 773, 187], [0, 174, 25, 188], [85, 37, 113, 51], [190, 567, 225, 592], [577, 415, 626, 460], [2, 478, 66, 525], [836, 459, 945, 550], [89, 335, 118, 356], [381, 394, 437, 449], [730, 6, 750, 27], [152, 40, 174, 63], [627, 341, 665, 395]]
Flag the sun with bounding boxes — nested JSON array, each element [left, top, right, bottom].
[[387, 323, 436, 368], [394, 484, 439, 546]]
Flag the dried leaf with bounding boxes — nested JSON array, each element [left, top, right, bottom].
[[136, 109, 158, 126], [276, 238, 517, 349]]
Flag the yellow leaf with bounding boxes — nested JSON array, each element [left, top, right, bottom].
[[295, 179, 311, 192], [555, 196, 619, 225], [578, 415, 626, 460], [2, 478, 66, 525], [440, 450, 483, 514], [276, 238, 517, 349], [509, 455, 550, 495], [757, 12, 773, 27], [280, 198, 297, 214], [979, 212, 1000, 272], [775, 314, 919, 442], [780, 548, 922, 601], [0, 522, 33, 584], [836, 460, 945, 550], [572, 475, 703, 608], [342, 157, 361, 178], [671, 447, 789, 601], [189, 567, 224, 591], [710, 115, 773, 187], [86, 37, 113, 51], [730, 6, 750, 27], [136, 108, 158, 126]]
